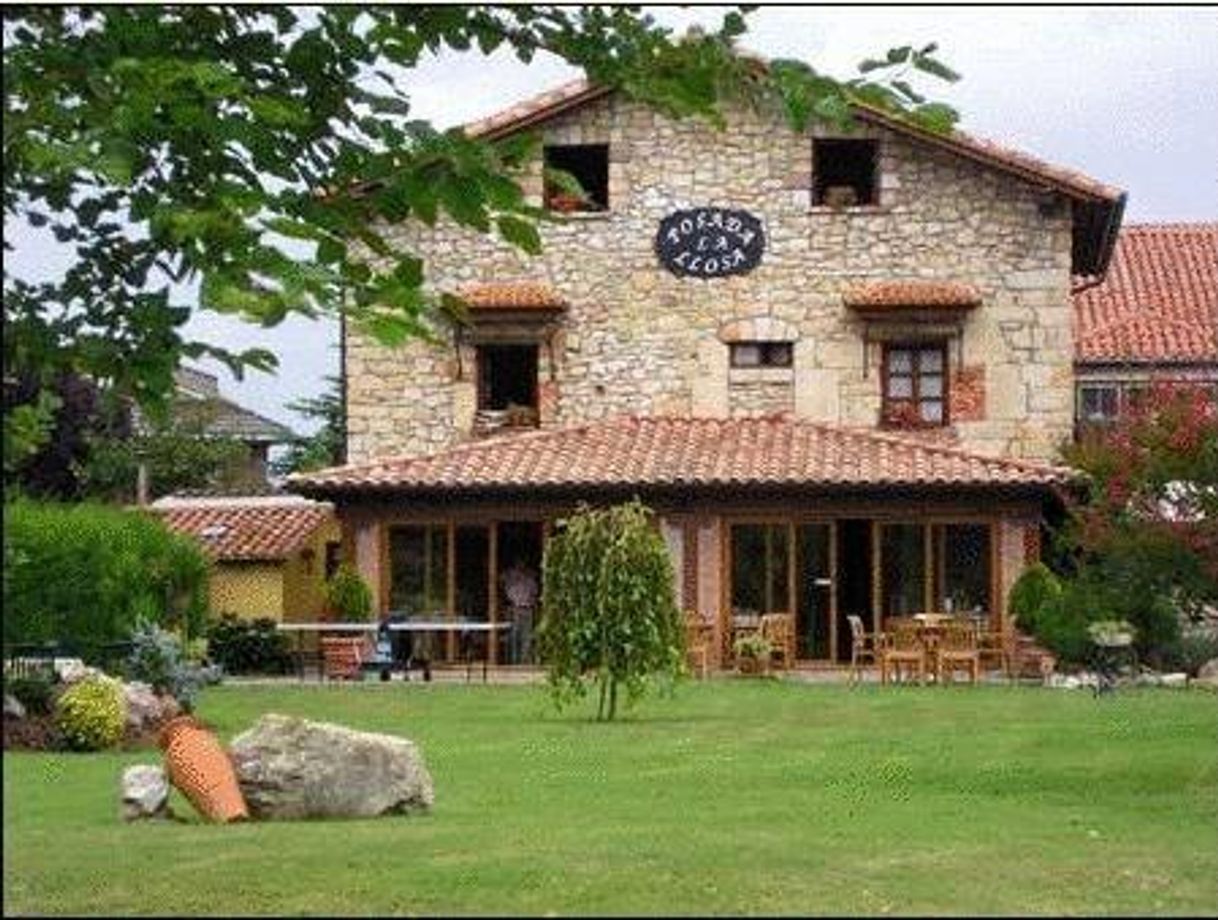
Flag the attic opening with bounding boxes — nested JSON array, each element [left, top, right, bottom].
[[476, 344, 539, 427], [812, 138, 878, 207], [544, 144, 609, 211]]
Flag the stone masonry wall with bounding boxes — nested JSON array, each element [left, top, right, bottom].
[[346, 92, 1076, 464]]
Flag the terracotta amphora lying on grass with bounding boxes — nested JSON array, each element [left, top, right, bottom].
[[158, 715, 249, 823]]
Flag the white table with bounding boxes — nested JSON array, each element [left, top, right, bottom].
[[387, 619, 513, 682]]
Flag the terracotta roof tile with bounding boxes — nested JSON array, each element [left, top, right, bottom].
[[290, 416, 1074, 496], [1074, 223, 1218, 364], [149, 497, 334, 562], [844, 280, 981, 310], [459, 281, 567, 310]]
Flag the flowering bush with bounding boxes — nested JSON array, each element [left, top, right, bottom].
[[55, 676, 126, 751]]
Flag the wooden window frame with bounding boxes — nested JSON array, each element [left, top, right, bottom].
[[881, 342, 949, 428]]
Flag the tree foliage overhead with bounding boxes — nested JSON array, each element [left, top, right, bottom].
[[537, 500, 684, 721], [4, 5, 960, 419]]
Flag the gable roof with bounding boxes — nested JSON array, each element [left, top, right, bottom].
[[289, 415, 1075, 497], [133, 367, 298, 445], [1074, 223, 1218, 365], [464, 77, 1125, 277], [149, 495, 335, 562]]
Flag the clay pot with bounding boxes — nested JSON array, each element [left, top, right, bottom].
[[159, 715, 249, 823]]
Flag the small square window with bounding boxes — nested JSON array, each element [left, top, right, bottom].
[[812, 138, 879, 206], [730, 342, 794, 368], [543, 144, 609, 212]]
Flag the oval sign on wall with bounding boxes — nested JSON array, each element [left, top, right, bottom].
[[655, 207, 765, 279]]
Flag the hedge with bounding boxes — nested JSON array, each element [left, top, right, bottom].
[[3, 500, 209, 655]]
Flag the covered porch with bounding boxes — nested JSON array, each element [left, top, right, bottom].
[[288, 415, 1073, 671]]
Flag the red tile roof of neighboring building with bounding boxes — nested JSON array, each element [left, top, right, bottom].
[[149, 497, 334, 562], [290, 415, 1074, 496], [844, 280, 981, 310], [459, 281, 568, 310], [1074, 223, 1218, 365]]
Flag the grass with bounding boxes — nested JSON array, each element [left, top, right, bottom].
[[4, 681, 1217, 916]]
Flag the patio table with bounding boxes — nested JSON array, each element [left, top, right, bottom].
[[387, 618, 513, 683]]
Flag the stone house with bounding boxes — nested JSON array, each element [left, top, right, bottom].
[[292, 77, 1127, 668], [1073, 222, 1217, 430]]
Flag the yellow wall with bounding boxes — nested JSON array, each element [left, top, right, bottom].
[[209, 563, 285, 621], [281, 517, 343, 623]]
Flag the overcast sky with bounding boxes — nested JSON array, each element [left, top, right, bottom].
[[7, 5, 1217, 435]]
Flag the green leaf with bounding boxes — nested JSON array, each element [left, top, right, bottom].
[[495, 215, 542, 255]]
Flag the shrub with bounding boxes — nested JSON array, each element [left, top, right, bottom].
[[1162, 627, 1218, 677], [3, 500, 208, 656], [325, 564, 373, 622], [126, 622, 218, 712], [55, 676, 126, 751], [538, 500, 684, 721], [1008, 562, 1062, 635], [6, 673, 58, 716], [206, 614, 292, 675]]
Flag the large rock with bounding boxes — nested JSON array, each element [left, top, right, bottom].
[[121, 764, 170, 821], [228, 714, 434, 820], [1194, 658, 1218, 689], [4, 694, 26, 720], [121, 682, 180, 733]]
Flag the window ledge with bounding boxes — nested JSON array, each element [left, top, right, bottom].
[[546, 210, 612, 221], [807, 205, 892, 216], [729, 367, 795, 384]]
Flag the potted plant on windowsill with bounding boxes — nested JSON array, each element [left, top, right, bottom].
[[880, 400, 924, 430], [733, 634, 773, 677]]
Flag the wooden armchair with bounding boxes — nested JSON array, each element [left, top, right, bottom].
[[936, 622, 980, 685], [977, 630, 1010, 675], [846, 614, 883, 684], [1006, 632, 1057, 685], [881, 621, 927, 685], [320, 636, 365, 681], [759, 613, 796, 671], [684, 611, 712, 679]]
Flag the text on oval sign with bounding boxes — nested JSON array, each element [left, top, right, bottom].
[[655, 207, 765, 278]]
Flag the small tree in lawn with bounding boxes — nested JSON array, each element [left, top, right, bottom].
[[538, 500, 684, 721]]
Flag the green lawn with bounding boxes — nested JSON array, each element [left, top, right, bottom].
[[4, 681, 1217, 916]]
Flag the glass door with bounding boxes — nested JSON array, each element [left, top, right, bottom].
[[796, 524, 833, 660]]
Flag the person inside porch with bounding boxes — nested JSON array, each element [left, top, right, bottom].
[[500, 558, 538, 664]]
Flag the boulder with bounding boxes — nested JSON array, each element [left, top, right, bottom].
[[229, 714, 434, 820], [1160, 673, 1188, 688], [56, 660, 104, 685], [1198, 658, 1218, 681], [4, 694, 26, 720], [121, 764, 170, 821], [121, 682, 180, 733]]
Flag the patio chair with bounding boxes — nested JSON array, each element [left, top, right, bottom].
[[936, 622, 981, 685], [684, 611, 712, 679], [880, 620, 927, 685], [846, 614, 883, 685], [977, 629, 1010, 675], [760, 613, 796, 671], [320, 637, 364, 681], [1006, 632, 1057, 685]]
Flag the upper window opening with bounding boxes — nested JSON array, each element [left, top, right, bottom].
[[476, 344, 539, 429], [730, 342, 794, 369], [882, 343, 947, 427], [544, 144, 609, 212], [813, 138, 878, 207]]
